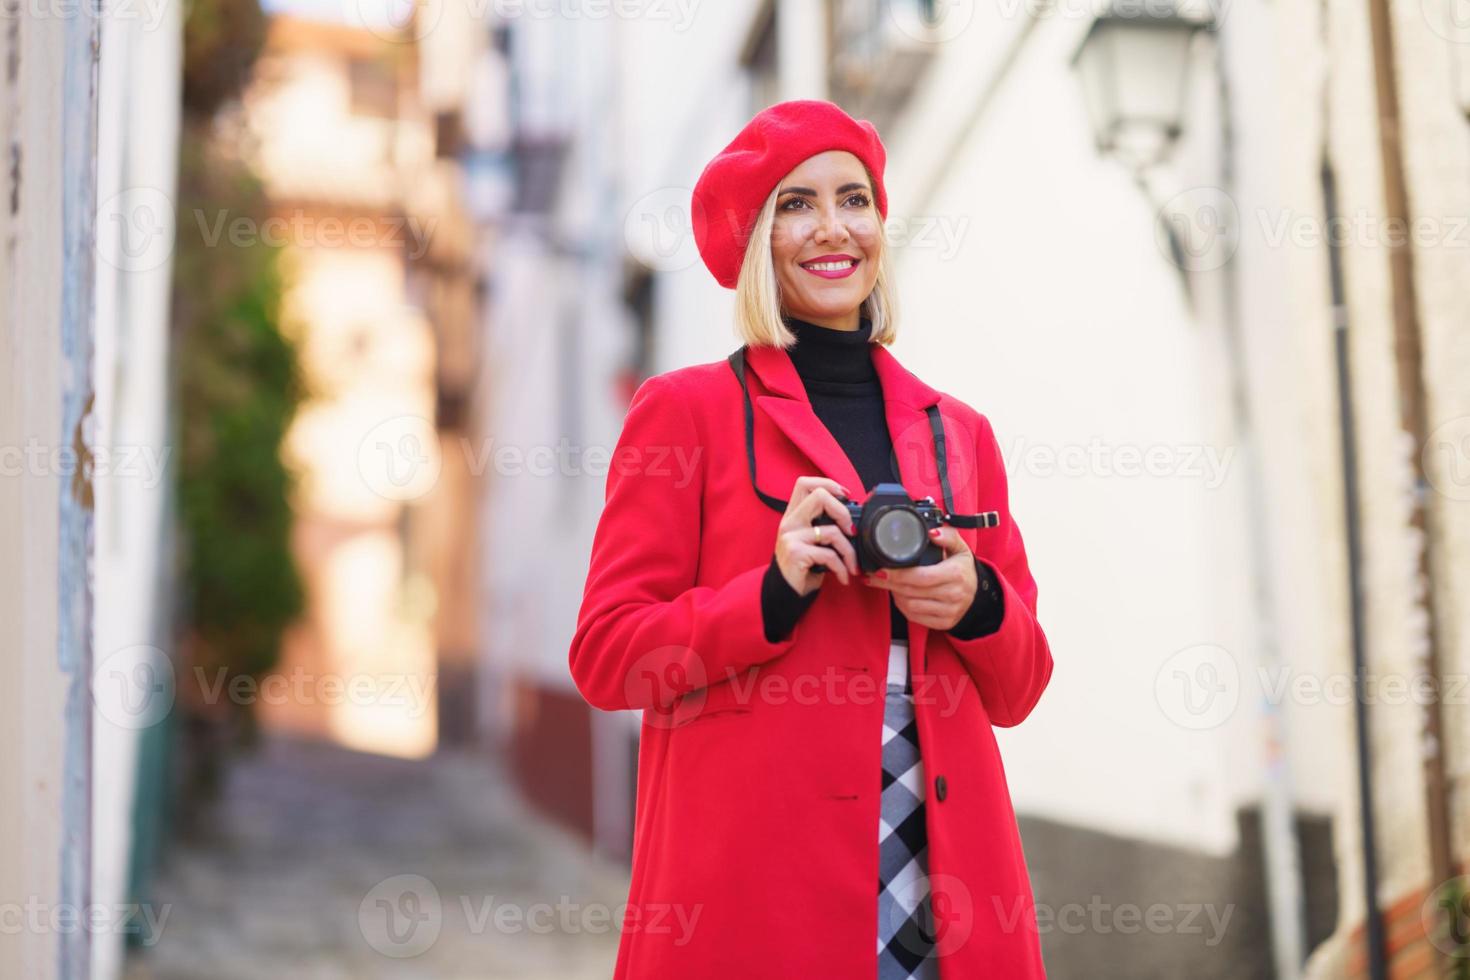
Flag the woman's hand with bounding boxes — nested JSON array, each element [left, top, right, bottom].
[[863, 525, 977, 630], [774, 476, 860, 595]]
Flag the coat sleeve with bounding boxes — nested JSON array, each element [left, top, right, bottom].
[[946, 412, 1054, 728], [568, 372, 803, 712]]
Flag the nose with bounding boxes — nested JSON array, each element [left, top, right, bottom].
[[813, 204, 848, 245]]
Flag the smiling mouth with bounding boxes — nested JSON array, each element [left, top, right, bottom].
[[800, 257, 860, 278]]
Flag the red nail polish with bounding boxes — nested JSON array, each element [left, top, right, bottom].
[[929, 528, 941, 538]]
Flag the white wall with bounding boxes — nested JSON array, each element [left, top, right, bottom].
[[90, 2, 184, 977]]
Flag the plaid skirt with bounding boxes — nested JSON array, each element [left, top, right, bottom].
[[878, 637, 941, 979]]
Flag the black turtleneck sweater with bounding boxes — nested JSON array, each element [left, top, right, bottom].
[[760, 313, 1005, 643]]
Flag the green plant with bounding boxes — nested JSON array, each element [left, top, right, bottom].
[[170, 0, 304, 762], [171, 123, 307, 753]]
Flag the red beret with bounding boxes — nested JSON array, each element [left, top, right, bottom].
[[691, 99, 889, 290]]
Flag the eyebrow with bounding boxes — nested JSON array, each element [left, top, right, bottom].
[[776, 182, 871, 197]]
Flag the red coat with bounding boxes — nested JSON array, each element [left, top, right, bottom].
[[570, 340, 1054, 978]]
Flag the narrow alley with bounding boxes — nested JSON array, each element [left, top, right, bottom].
[[124, 734, 627, 980]]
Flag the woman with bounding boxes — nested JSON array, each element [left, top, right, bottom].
[[570, 99, 1054, 979]]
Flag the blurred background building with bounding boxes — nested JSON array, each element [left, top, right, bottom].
[[242, 13, 445, 758], [1, 0, 1467, 978]]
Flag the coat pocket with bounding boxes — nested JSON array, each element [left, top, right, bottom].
[[667, 664, 758, 728]]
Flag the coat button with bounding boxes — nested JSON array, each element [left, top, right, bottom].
[[934, 775, 948, 802]]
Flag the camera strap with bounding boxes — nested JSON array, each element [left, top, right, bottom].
[[727, 346, 999, 529], [728, 347, 792, 514]]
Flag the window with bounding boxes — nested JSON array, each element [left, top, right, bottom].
[[740, 1, 778, 117], [348, 56, 398, 119]]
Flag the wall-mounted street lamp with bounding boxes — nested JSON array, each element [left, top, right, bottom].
[[1070, 4, 1210, 173], [1070, 3, 1216, 278]]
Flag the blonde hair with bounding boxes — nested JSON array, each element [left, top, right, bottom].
[[732, 178, 899, 349]]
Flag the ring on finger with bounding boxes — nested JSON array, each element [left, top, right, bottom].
[[812, 525, 823, 544]]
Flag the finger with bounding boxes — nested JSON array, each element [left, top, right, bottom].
[[869, 571, 967, 603], [795, 487, 856, 535], [863, 573, 937, 598], [885, 562, 949, 591], [893, 596, 957, 628], [786, 476, 850, 515], [901, 597, 954, 617], [930, 524, 972, 557], [819, 533, 860, 577], [818, 523, 860, 575], [785, 524, 859, 578], [798, 542, 850, 586], [863, 569, 932, 593]]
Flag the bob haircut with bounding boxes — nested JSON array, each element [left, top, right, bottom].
[[732, 171, 899, 349]]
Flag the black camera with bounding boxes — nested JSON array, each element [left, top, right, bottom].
[[812, 482, 955, 574]]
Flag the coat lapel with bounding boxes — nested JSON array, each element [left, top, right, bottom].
[[742, 341, 947, 502], [743, 340, 954, 668], [744, 344, 866, 493]]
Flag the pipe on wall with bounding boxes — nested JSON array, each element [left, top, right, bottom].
[[1320, 155, 1389, 980]]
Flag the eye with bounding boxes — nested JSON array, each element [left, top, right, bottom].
[[779, 192, 870, 212]]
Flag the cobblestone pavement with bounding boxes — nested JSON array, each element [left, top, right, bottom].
[[124, 733, 628, 980]]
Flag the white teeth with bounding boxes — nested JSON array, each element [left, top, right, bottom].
[[803, 260, 856, 272]]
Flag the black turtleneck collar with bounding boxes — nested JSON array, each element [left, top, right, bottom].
[[782, 312, 876, 385]]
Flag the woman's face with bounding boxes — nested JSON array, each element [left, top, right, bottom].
[[770, 150, 883, 331]]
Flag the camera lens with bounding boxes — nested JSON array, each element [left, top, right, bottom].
[[871, 507, 926, 564]]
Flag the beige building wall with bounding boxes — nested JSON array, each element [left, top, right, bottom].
[[0, 5, 100, 979], [1283, 0, 1470, 973]]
